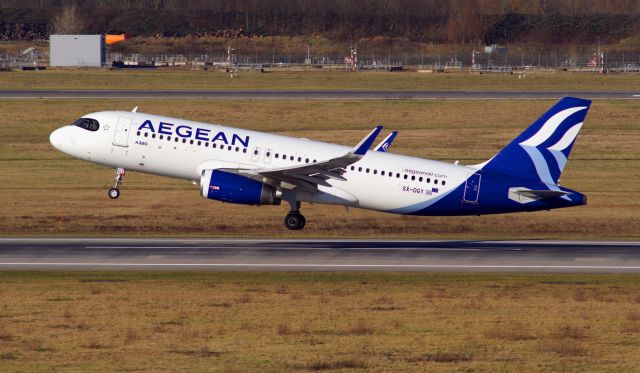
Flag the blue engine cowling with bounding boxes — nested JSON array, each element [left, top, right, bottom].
[[200, 169, 281, 206]]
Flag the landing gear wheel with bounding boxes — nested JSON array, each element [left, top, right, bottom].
[[108, 188, 120, 199], [284, 213, 306, 230], [108, 168, 125, 200]]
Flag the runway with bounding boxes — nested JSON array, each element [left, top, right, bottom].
[[1, 90, 639, 100], [1, 238, 640, 273]]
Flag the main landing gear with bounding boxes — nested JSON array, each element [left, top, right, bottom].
[[284, 200, 306, 230], [108, 168, 126, 199]]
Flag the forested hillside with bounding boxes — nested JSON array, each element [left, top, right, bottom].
[[1, 0, 639, 44]]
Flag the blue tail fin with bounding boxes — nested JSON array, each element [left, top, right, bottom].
[[478, 97, 591, 185]]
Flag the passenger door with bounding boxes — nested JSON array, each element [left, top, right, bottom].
[[113, 116, 132, 147]]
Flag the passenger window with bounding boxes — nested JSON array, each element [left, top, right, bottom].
[[411, 176, 415, 181], [373, 170, 377, 175], [136, 131, 141, 136], [426, 178, 430, 183], [144, 133, 148, 137], [235, 147, 239, 152], [167, 136, 171, 141], [396, 173, 400, 178], [265, 149, 272, 163], [419, 177, 423, 182], [205, 142, 209, 147], [350, 166, 355, 171], [404, 175, 408, 180], [159, 135, 163, 140], [297, 157, 302, 162], [358, 167, 362, 172], [189, 139, 194, 145], [228, 146, 232, 150], [381, 171, 385, 176], [152, 134, 156, 139], [275, 154, 279, 159], [434, 179, 438, 185], [442, 180, 446, 186], [366, 168, 370, 173], [305, 158, 309, 163], [290, 156, 294, 161], [213, 143, 217, 148], [243, 148, 247, 153]]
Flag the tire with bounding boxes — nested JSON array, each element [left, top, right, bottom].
[[284, 213, 304, 230], [108, 188, 120, 199]]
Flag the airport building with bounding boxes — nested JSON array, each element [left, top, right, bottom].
[[50, 34, 106, 67]]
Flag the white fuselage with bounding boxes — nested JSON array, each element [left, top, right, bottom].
[[50, 111, 477, 214]]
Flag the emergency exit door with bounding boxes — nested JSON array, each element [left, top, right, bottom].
[[462, 173, 481, 203], [113, 116, 132, 147]]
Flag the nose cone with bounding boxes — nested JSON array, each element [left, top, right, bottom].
[[49, 127, 63, 151]]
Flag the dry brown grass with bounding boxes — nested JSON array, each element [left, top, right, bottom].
[[0, 98, 638, 239], [485, 323, 537, 341], [406, 351, 474, 363], [552, 324, 589, 339], [0, 272, 639, 371], [4, 69, 640, 91]]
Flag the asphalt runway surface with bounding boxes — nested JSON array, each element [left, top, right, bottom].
[[1, 238, 640, 273], [1, 90, 639, 100]]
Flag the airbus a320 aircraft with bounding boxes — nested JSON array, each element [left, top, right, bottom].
[[49, 97, 590, 230]]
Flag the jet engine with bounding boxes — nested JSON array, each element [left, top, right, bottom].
[[200, 169, 281, 206]]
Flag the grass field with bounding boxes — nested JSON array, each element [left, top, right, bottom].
[[3, 69, 640, 91], [0, 98, 638, 238], [1, 271, 640, 372]]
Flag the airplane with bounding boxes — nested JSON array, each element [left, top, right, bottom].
[[49, 97, 590, 230]]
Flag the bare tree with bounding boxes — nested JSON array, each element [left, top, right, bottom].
[[52, 5, 84, 34]]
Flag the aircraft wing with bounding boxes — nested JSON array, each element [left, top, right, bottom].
[[373, 131, 398, 152], [236, 126, 383, 190]]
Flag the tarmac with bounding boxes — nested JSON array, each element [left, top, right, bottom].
[[1, 238, 639, 273]]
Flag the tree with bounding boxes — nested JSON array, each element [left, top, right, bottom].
[[52, 5, 84, 34]]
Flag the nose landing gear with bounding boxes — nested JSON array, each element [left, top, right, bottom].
[[283, 200, 306, 230], [108, 168, 126, 199]]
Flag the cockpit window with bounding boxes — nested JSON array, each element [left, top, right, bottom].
[[73, 118, 100, 131]]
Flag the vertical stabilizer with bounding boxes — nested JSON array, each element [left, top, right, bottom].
[[476, 97, 591, 186]]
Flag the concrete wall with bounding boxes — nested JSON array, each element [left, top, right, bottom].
[[50, 35, 105, 67]]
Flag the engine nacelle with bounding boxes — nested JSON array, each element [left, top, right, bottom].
[[200, 169, 281, 206]]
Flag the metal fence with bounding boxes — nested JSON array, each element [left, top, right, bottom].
[[2, 45, 639, 73]]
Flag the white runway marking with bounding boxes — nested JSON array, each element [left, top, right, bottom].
[[84, 246, 485, 251], [1, 262, 639, 270]]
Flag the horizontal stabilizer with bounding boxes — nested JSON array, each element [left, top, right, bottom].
[[508, 187, 570, 204], [517, 190, 570, 199]]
